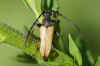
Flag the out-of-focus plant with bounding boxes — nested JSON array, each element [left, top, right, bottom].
[[95, 56, 100, 66], [0, 23, 78, 66], [0, 0, 96, 66]]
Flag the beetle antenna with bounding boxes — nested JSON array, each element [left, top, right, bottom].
[[51, 10, 80, 33], [58, 13, 80, 33], [24, 12, 44, 48]]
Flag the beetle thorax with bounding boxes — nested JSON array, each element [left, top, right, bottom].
[[42, 11, 53, 27]]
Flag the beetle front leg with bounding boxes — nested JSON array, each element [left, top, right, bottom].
[[24, 23, 41, 48], [24, 12, 43, 48], [35, 38, 40, 50]]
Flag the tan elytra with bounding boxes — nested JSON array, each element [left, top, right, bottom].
[[40, 26, 54, 58]]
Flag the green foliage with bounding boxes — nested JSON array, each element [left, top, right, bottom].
[[24, 0, 41, 18], [86, 50, 95, 65], [0, 23, 95, 66], [74, 35, 95, 66], [69, 34, 82, 66], [41, 0, 59, 10], [0, 0, 95, 66], [95, 56, 100, 66], [24, 0, 58, 18], [0, 23, 78, 66]]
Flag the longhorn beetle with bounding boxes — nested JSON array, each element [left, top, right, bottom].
[[24, 10, 80, 61], [24, 0, 80, 61]]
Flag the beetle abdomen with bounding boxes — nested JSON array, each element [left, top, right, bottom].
[[40, 26, 54, 60]]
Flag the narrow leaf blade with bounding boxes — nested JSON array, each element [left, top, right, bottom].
[[69, 34, 82, 66]]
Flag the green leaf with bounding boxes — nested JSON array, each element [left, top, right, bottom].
[[86, 50, 95, 65], [52, 0, 59, 10], [95, 56, 100, 66], [23, 0, 59, 16], [75, 36, 95, 66], [0, 33, 6, 43], [69, 34, 82, 66], [23, 0, 41, 18], [23, 0, 59, 24], [0, 23, 78, 66], [41, 0, 59, 10]]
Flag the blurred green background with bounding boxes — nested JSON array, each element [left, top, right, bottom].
[[0, 0, 100, 66]]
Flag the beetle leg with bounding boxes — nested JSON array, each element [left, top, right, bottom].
[[24, 12, 44, 48], [56, 10, 59, 23], [23, 25, 29, 34], [52, 52, 57, 57], [24, 29, 34, 47], [55, 31, 59, 37], [52, 10, 80, 33], [35, 38, 40, 50], [51, 18, 59, 23], [58, 13, 80, 33]]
